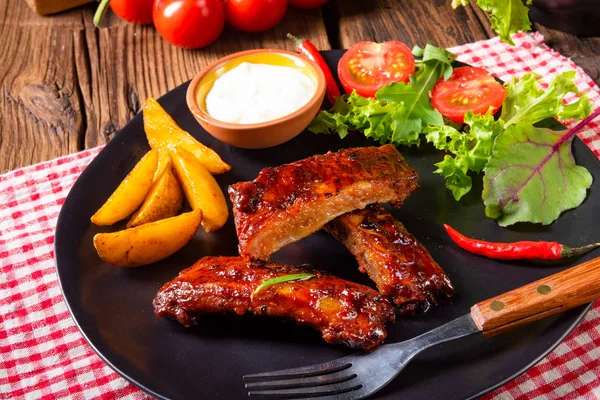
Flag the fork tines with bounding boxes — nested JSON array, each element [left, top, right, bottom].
[[243, 359, 364, 399]]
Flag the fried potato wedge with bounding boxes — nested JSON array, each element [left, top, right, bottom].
[[143, 97, 231, 175], [127, 160, 183, 228], [91, 149, 159, 226], [153, 149, 172, 183], [171, 147, 229, 232], [94, 209, 203, 267]]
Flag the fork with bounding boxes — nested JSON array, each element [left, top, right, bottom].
[[244, 256, 600, 399]]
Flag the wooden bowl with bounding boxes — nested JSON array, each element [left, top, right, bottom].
[[186, 49, 326, 149]]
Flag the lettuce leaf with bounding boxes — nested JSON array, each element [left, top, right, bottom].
[[309, 45, 455, 147], [482, 118, 594, 226], [453, 0, 532, 45], [308, 93, 396, 141], [425, 112, 504, 200], [500, 71, 593, 127]]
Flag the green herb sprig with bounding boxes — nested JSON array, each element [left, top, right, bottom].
[[252, 274, 315, 297]]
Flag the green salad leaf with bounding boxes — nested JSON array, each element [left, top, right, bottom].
[[424, 71, 591, 201], [453, 0, 533, 45], [482, 114, 597, 226], [425, 112, 504, 200], [308, 93, 396, 141], [500, 71, 593, 127], [309, 45, 455, 147]]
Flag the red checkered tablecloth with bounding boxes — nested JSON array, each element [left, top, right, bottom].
[[2, 33, 600, 400]]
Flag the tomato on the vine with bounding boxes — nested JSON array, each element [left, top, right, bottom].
[[337, 41, 415, 98], [153, 0, 225, 49], [225, 0, 288, 33], [109, 0, 154, 24], [288, 0, 328, 8], [431, 66, 506, 123]]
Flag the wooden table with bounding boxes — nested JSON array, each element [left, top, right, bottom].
[[2, 0, 600, 173]]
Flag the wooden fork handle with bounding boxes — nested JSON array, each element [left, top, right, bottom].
[[470, 256, 600, 337]]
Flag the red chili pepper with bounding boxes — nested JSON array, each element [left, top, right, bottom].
[[444, 224, 600, 260], [287, 33, 341, 105]]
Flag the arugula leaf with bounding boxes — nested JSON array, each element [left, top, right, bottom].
[[453, 0, 532, 45], [425, 112, 504, 200], [482, 111, 598, 226], [309, 45, 455, 147], [500, 72, 593, 127], [411, 44, 455, 80]]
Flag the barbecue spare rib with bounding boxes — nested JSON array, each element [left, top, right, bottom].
[[228, 145, 418, 260], [153, 256, 395, 349], [325, 204, 454, 314]]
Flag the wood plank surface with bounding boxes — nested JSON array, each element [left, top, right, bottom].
[[333, 0, 495, 49], [2, 0, 600, 173]]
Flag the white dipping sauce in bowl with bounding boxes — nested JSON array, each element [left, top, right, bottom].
[[205, 62, 317, 125]]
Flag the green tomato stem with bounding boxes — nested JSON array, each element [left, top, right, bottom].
[[93, 0, 111, 28], [286, 33, 303, 46]]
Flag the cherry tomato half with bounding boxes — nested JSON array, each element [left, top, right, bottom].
[[288, 0, 328, 8], [110, 0, 154, 24], [337, 41, 415, 98], [153, 0, 225, 49], [225, 0, 288, 33], [431, 66, 506, 123]]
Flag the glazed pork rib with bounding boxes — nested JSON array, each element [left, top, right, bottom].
[[153, 256, 395, 350], [325, 204, 454, 314], [228, 145, 418, 260]]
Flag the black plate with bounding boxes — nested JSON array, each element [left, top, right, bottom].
[[55, 51, 599, 400]]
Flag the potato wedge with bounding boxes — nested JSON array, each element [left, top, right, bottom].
[[153, 149, 171, 183], [127, 161, 183, 228], [171, 147, 229, 232], [143, 97, 231, 175], [93, 209, 202, 267], [91, 149, 158, 226]]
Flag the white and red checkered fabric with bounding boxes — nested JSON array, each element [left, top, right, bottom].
[[1, 32, 600, 400]]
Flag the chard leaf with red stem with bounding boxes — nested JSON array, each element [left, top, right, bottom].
[[482, 108, 600, 226]]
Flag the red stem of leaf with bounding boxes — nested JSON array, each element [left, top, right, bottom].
[[554, 107, 600, 150], [505, 107, 600, 207]]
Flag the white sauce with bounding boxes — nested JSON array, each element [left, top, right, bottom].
[[205, 62, 316, 124]]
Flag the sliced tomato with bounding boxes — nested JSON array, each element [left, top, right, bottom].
[[338, 41, 415, 98], [431, 66, 506, 123]]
